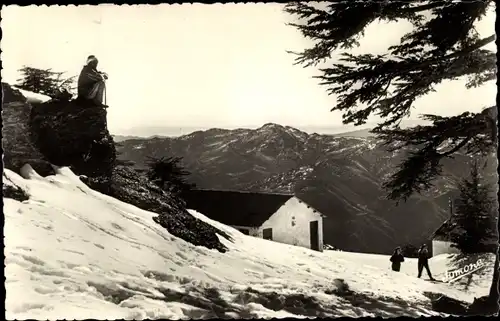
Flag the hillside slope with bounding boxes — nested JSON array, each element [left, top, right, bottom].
[[4, 166, 495, 319], [116, 124, 497, 254], [1, 83, 230, 254]]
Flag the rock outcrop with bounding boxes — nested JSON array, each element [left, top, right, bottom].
[[2, 82, 116, 178], [30, 98, 116, 178], [2, 83, 54, 176], [81, 166, 230, 253]]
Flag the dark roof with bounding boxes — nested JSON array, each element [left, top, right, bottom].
[[183, 189, 294, 227], [432, 219, 461, 241]]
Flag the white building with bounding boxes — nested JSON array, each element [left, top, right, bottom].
[[184, 189, 325, 251], [431, 219, 461, 256]]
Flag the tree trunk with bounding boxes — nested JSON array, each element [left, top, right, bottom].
[[468, 248, 499, 315], [488, 249, 499, 301]]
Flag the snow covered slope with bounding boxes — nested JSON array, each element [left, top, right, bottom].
[[3, 166, 494, 319], [325, 251, 495, 303], [13, 87, 52, 104]]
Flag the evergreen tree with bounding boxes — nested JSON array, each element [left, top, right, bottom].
[[285, 1, 498, 312], [54, 73, 77, 98], [285, 1, 496, 202], [16, 66, 77, 99], [451, 160, 497, 254], [145, 156, 195, 197]]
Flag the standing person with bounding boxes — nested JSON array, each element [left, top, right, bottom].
[[77, 55, 108, 108], [417, 244, 435, 280], [390, 247, 405, 272]]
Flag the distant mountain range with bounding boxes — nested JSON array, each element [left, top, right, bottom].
[[111, 119, 431, 139], [112, 127, 375, 143], [115, 123, 495, 254], [113, 135, 144, 142], [331, 128, 375, 138]]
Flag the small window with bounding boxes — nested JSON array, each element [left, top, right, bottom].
[[263, 228, 273, 240]]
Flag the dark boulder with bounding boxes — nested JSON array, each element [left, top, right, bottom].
[[1, 83, 54, 176], [2, 82, 27, 103], [81, 166, 231, 253], [30, 98, 116, 178], [467, 295, 499, 316], [423, 292, 469, 316]]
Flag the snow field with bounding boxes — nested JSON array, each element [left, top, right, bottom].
[[4, 165, 493, 319]]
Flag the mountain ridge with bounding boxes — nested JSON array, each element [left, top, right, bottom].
[[112, 119, 432, 139], [115, 123, 496, 254]]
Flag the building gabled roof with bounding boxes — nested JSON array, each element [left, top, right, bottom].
[[296, 198, 327, 218], [182, 189, 295, 227], [432, 219, 461, 241]]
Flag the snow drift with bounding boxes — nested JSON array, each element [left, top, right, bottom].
[[14, 87, 52, 104], [3, 166, 495, 319]]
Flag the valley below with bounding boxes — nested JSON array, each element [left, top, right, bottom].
[[115, 123, 497, 254]]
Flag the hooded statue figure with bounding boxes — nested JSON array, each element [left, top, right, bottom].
[[77, 55, 108, 107]]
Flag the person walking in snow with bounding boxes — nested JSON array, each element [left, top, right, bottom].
[[390, 246, 405, 272], [77, 55, 108, 108], [417, 244, 435, 281]]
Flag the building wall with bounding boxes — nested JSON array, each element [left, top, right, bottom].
[[432, 239, 460, 256], [256, 197, 324, 251]]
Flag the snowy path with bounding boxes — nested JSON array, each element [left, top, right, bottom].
[[3, 166, 493, 319]]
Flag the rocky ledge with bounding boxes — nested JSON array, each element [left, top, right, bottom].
[[30, 97, 116, 178], [2, 83, 54, 176], [2, 82, 230, 253]]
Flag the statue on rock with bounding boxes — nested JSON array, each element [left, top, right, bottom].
[[77, 55, 108, 108]]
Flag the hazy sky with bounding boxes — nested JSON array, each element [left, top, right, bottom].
[[1, 4, 496, 135]]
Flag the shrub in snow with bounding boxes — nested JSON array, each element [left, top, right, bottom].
[[145, 155, 195, 198], [2, 183, 29, 202], [329, 278, 350, 295]]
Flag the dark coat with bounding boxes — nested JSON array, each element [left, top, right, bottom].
[[390, 253, 405, 271], [418, 248, 430, 264]]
